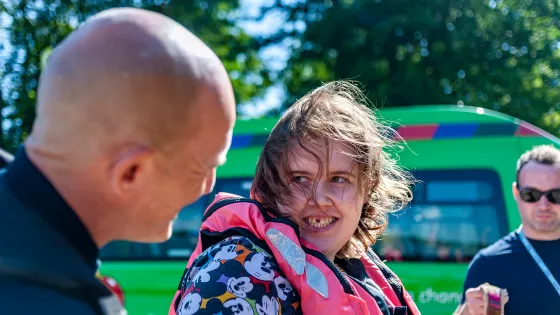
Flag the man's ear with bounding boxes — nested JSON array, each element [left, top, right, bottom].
[[512, 182, 519, 199], [109, 145, 155, 196]]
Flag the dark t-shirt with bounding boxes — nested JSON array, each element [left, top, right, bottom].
[[462, 231, 560, 314]]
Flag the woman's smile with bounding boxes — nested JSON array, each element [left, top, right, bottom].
[[303, 215, 340, 231]]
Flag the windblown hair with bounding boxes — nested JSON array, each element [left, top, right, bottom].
[[251, 80, 414, 258]]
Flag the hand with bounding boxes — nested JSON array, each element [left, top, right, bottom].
[[454, 285, 485, 315]]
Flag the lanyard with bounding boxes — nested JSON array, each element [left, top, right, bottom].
[[517, 225, 560, 296]]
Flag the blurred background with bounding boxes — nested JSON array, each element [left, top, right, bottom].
[[2, 1, 560, 314], [2, 0, 560, 152]]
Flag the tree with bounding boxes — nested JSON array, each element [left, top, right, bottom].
[[0, 0, 271, 152], [260, 0, 560, 135]]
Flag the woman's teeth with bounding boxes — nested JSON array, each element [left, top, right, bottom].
[[305, 217, 336, 228]]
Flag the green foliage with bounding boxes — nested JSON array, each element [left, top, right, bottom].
[[262, 0, 560, 135], [3, 0, 560, 152], [0, 0, 270, 152]]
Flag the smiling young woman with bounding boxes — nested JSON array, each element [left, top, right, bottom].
[[169, 81, 420, 315]]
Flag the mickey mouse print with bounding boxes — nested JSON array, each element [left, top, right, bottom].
[[176, 236, 302, 315]]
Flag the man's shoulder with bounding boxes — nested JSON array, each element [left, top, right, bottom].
[[0, 278, 98, 315], [0, 261, 124, 315], [475, 231, 522, 260], [0, 171, 28, 214], [0, 183, 95, 281], [461, 231, 533, 297]]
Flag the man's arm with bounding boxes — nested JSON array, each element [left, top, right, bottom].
[[461, 254, 493, 300], [454, 254, 497, 315]]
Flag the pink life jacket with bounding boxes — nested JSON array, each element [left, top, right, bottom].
[[169, 192, 421, 315]]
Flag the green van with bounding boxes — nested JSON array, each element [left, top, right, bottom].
[[99, 105, 560, 315]]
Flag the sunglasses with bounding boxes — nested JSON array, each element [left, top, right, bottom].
[[517, 187, 560, 204]]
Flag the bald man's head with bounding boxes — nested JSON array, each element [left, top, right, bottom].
[[33, 7, 235, 157], [26, 8, 236, 245]]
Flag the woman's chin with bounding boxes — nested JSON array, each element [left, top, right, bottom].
[[300, 235, 338, 258]]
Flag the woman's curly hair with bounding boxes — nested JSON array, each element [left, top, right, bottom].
[[251, 80, 414, 258]]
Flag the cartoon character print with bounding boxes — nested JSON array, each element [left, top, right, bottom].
[[213, 244, 241, 261], [227, 276, 254, 298], [176, 236, 302, 315], [182, 265, 198, 288], [256, 295, 280, 315], [192, 260, 220, 284], [273, 276, 295, 301], [244, 252, 275, 281], [223, 298, 254, 315], [177, 293, 202, 315]]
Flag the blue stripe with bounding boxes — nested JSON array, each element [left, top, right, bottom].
[[250, 134, 269, 146], [433, 123, 478, 139], [475, 123, 517, 136], [231, 134, 253, 149]]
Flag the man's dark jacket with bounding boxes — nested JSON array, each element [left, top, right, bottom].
[[0, 148, 12, 168], [0, 148, 123, 314]]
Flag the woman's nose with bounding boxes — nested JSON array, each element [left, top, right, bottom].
[[309, 182, 333, 207]]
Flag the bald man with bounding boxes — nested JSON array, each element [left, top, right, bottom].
[[0, 7, 235, 315]]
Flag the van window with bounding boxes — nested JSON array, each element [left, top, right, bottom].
[[100, 179, 253, 260], [373, 169, 508, 263], [101, 169, 507, 262]]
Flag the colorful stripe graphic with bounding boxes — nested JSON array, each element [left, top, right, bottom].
[[230, 134, 269, 149], [231, 122, 546, 149], [394, 122, 527, 141]]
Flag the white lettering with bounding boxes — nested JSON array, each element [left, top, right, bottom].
[[416, 288, 462, 305]]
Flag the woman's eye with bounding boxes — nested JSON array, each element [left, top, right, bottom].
[[331, 176, 347, 183], [293, 176, 309, 183]]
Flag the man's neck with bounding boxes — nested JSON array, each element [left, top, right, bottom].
[[521, 225, 560, 241], [25, 145, 115, 248]]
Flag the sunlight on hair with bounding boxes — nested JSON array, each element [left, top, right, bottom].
[[252, 80, 415, 258]]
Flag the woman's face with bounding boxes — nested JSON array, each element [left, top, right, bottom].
[[277, 139, 366, 260]]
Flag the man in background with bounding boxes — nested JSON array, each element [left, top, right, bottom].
[[457, 145, 560, 314]]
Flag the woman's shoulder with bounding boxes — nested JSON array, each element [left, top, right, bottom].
[[187, 235, 276, 275], [176, 235, 301, 315], [184, 235, 280, 287]]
